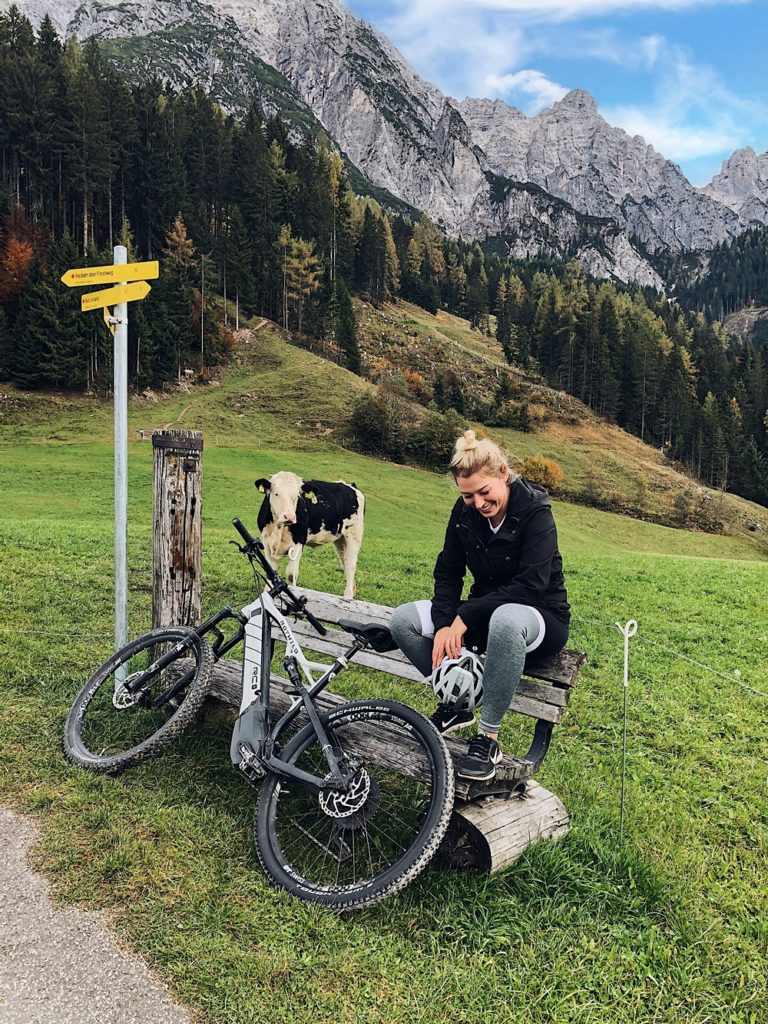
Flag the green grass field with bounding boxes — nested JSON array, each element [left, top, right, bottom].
[[1, 343, 767, 1023]]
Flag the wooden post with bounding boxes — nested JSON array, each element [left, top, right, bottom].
[[152, 429, 203, 628]]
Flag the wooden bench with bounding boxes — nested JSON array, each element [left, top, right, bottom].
[[208, 588, 586, 874]]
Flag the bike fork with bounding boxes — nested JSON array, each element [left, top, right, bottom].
[[283, 657, 345, 784]]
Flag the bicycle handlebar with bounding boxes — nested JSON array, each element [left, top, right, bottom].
[[231, 518, 326, 636], [232, 516, 260, 549]]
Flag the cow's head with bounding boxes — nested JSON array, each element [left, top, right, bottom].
[[255, 471, 317, 525]]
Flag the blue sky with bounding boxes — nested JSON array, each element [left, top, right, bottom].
[[345, 0, 768, 186]]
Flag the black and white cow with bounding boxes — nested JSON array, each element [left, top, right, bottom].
[[255, 471, 365, 598]]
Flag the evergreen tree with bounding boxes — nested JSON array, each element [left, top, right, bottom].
[[336, 279, 360, 373], [285, 235, 323, 335]]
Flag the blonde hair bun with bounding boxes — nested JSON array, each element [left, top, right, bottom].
[[449, 428, 515, 482]]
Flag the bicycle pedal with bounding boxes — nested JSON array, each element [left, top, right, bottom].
[[238, 759, 266, 785], [236, 746, 266, 785]]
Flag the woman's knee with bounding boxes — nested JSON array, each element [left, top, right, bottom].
[[488, 603, 528, 639], [390, 602, 419, 639]]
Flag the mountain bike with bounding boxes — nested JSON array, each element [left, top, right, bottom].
[[64, 518, 455, 910]]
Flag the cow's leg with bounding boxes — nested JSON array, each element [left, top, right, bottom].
[[332, 538, 347, 572], [262, 538, 280, 572], [286, 544, 302, 587], [335, 536, 360, 599]]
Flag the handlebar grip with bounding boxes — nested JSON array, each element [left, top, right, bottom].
[[305, 610, 327, 637], [232, 517, 257, 547]]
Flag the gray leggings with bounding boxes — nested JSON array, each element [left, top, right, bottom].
[[389, 600, 545, 733]]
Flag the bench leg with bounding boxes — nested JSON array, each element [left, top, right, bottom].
[[524, 719, 554, 772]]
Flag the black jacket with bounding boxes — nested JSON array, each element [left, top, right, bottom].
[[431, 478, 569, 644]]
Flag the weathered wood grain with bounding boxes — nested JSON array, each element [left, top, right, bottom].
[[152, 429, 203, 629], [291, 587, 586, 689], [438, 781, 570, 873]]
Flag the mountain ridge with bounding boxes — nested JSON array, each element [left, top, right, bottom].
[[4, 0, 768, 290]]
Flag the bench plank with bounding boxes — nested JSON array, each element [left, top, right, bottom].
[[272, 622, 570, 718], [279, 590, 582, 718], [292, 587, 585, 689]]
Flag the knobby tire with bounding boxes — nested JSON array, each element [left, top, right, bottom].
[[64, 626, 213, 774], [254, 699, 454, 911]]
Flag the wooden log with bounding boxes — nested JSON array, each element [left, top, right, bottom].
[[152, 430, 203, 628], [437, 781, 570, 873], [207, 660, 535, 801]]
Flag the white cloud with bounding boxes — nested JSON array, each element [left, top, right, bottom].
[[516, 27, 666, 68], [464, 0, 744, 17], [603, 45, 763, 166], [375, 5, 528, 97], [610, 109, 740, 159], [638, 33, 664, 66], [486, 69, 568, 111]]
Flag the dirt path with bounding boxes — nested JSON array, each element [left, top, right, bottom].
[[0, 810, 193, 1024]]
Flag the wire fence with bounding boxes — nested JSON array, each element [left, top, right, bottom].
[[2, 603, 765, 698], [569, 611, 768, 699]]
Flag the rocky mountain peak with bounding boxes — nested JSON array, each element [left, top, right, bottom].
[[703, 147, 768, 220], [2, 0, 765, 290], [552, 88, 598, 116]]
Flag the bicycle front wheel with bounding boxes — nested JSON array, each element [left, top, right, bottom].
[[254, 699, 454, 911], [64, 626, 213, 774]]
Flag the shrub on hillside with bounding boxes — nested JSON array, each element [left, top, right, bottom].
[[350, 387, 409, 462], [488, 399, 531, 431], [521, 454, 564, 492], [404, 369, 432, 405], [407, 408, 463, 470], [673, 489, 693, 525], [349, 386, 463, 471]]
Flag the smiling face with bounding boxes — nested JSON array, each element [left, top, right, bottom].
[[457, 466, 510, 525]]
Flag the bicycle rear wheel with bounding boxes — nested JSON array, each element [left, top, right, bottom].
[[254, 699, 454, 910], [64, 626, 213, 774]]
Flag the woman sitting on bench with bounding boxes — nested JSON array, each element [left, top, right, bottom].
[[390, 430, 570, 782]]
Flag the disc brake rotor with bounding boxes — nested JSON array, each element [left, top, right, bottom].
[[319, 766, 372, 819]]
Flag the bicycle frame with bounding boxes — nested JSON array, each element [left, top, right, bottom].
[[227, 587, 366, 793], [126, 519, 371, 795], [142, 565, 367, 797]]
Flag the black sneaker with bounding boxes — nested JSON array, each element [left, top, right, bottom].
[[430, 703, 475, 735], [456, 734, 503, 780]]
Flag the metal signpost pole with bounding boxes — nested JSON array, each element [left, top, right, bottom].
[[113, 245, 129, 668], [61, 254, 157, 677]]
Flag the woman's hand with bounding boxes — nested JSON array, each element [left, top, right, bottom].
[[432, 616, 467, 668]]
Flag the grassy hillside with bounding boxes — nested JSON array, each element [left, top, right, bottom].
[[2, 301, 767, 551], [1, 310, 767, 1023], [354, 299, 768, 541]]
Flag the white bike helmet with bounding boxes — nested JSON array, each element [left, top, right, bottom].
[[430, 649, 484, 711]]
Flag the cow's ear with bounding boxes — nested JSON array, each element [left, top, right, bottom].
[[302, 486, 318, 504], [255, 478, 271, 494]]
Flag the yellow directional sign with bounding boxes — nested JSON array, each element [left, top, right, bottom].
[[62, 261, 159, 288], [81, 280, 151, 312]]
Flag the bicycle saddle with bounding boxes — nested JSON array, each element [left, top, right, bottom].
[[337, 619, 398, 653]]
